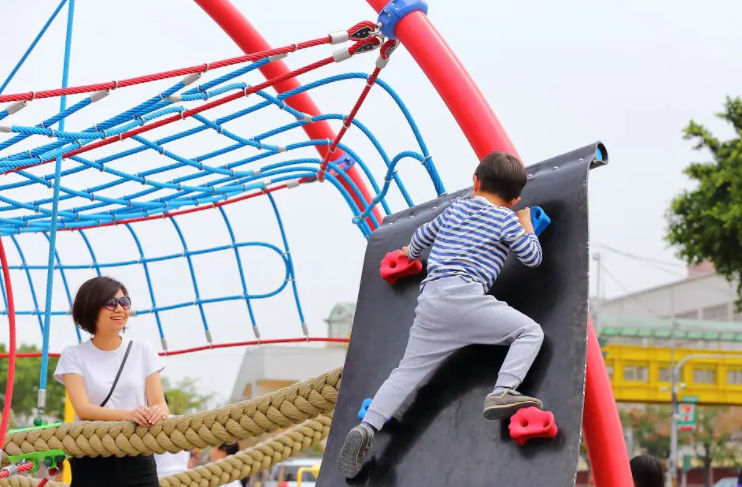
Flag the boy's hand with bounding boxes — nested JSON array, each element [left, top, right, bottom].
[[399, 246, 409, 258], [516, 208, 536, 234]]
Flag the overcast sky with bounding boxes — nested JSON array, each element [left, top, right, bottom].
[[1, 0, 741, 404]]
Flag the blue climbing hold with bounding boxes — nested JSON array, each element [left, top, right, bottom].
[[531, 206, 551, 237], [357, 397, 374, 421]]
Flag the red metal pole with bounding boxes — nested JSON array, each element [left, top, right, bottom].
[[192, 0, 383, 228], [362, 2, 632, 485], [365, 0, 519, 161], [583, 316, 633, 486]]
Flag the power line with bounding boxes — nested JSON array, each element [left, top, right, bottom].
[[593, 242, 687, 270]]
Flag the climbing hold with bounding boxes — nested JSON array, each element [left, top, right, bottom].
[[357, 397, 373, 421], [380, 249, 422, 285], [508, 407, 558, 445], [530, 206, 551, 237], [357, 397, 391, 424]]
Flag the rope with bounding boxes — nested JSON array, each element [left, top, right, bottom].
[[0, 21, 378, 104], [0, 413, 333, 487], [0, 0, 68, 95], [2, 368, 341, 459], [38, 0, 75, 413], [159, 413, 332, 487]]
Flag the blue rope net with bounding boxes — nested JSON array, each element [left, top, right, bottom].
[[0, 3, 446, 413]]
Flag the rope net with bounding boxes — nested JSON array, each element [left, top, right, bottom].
[[0, 3, 447, 482], [0, 18, 444, 353]]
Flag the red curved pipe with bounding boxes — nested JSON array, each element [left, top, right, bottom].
[[363, 2, 631, 486], [365, 0, 519, 161], [193, 0, 383, 229], [0, 235, 17, 455]]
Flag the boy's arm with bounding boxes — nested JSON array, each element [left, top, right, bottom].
[[407, 210, 446, 260], [501, 210, 542, 267]]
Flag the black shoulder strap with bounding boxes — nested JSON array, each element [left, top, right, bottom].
[[100, 340, 133, 408]]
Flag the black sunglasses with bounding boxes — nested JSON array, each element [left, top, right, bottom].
[[104, 296, 131, 311]]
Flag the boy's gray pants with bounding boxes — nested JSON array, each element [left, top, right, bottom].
[[363, 276, 544, 431]]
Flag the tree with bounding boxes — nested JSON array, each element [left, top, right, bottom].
[[679, 406, 740, 487], [0, 343, 66, 422], [620, 405, 672, 459], [162, 376, 214, 415], [666, 96, 742, 307]]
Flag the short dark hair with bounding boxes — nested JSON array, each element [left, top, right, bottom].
[[630, 455, 665, 487], [474, 151, 527, 201], [218, 443, 239, 456], [72, 276, 128, 335]]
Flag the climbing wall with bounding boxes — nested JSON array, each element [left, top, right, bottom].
[[317, 143, 606, 487]]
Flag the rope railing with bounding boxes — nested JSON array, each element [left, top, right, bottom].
[[0, 413, 333, 487], [2, 368, 341, 460]]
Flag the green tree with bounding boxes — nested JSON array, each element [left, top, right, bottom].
[[0, 343, 66, 422], [666, 96, 742, 307], [619, 405, 672, 459], [679, 407, 739, 487], [162, 376, 214, 415]]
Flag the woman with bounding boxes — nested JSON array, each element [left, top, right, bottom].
[[54, 276, 169, 487]]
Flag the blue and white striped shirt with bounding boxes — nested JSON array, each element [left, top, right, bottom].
[[408, 196, 542, 292]]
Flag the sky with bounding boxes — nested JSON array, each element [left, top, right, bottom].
[[1, 0, 741, 405]]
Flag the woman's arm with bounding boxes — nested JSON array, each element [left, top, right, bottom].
[[63, 373, 148, 425], [145, 371, 169, 424]]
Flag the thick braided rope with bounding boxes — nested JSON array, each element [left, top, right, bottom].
[[3, 368, 341, 459], [0, 413, 333, 487], [160, 413, 332, 487], [0, 477, 65, 487]]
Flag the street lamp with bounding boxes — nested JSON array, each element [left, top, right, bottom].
[[668, 353, 742, 484]]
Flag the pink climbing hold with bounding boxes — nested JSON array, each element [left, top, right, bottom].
[[508, 407, 558, 445], [379, 249, 422, 285]]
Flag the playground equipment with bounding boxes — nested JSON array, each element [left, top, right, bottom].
[[0, 0, 631, 486]]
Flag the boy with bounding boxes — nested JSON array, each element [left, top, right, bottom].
[[337, 152, 545, 479]]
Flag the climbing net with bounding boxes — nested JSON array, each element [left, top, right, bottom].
[[0, 23, 445, 340], [0, 2, 448, 477]]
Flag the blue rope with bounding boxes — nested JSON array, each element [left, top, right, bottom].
[[39, 0, 75, 398], [0, 0, 68, 95]]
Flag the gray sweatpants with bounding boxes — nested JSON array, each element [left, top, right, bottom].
[[363, 276, 544, 431]]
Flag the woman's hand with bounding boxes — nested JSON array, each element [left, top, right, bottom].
[[146, 404, 168, 426], [128, 407, 150, 427]]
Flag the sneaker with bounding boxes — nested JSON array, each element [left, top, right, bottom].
[[337, 424, 373, 479], [482, 389, 542, 421]]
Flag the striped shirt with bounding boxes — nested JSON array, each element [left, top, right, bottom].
[[408, 196, 542, 292]]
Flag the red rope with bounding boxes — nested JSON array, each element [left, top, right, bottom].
[[317, 39, 398, 182], [0, 20, 379, 104], [0, 37, 336, 104], [60, 182, 292, 232], [4, 41, 384, 176], [0, 463, 32, 479], [0, 235, 17, 458], [0, 337, 350, 359]]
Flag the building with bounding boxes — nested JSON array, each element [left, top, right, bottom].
[[229, 303, 354, 403], [596, 262, 742, 405]]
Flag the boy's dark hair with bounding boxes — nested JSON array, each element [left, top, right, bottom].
[[630, 454, 665, 487], [72, 276, 128, 335], [474, 151, 527, 201]]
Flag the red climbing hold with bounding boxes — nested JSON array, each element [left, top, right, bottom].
[[508, 407, 558, 445], [379, 250, 422, 285]]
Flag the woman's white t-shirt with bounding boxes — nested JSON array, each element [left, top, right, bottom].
[[53, 337, 165, 418]]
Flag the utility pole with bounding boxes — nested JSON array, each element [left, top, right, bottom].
[[669, 286, 677, 487]]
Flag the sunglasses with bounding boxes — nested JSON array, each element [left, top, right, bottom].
[[104, 296, 131, 311]]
